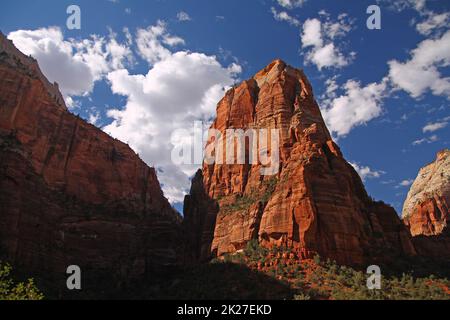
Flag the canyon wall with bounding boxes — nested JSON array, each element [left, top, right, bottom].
[[0, 33, 181, 297]]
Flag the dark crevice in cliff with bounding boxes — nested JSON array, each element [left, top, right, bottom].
[[292, 209, 300, 243], [321, 142, 335, 171], [248, 79, 260, 122]]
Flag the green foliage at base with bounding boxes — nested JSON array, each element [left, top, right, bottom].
[[0, 262, 44, 300], [302, 259, 449, 300], [210, 241, 450, 300], [221, 177, 278, 215]]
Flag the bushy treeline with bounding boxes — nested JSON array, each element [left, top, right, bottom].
[[214, 240, 450, 300]]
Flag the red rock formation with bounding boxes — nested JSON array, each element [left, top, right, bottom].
[[184, 59, 416, 266], [0, 33, 181, 297], [402, 149, 450, 258]]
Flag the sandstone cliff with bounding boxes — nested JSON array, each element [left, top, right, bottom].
[[0, 32, 181, 297], [184, 59, 416, 266], [402, 149, 450, 258], [403, 149, 449, 236]]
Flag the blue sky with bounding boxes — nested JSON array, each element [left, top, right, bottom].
[[1, 0, 449, 214]]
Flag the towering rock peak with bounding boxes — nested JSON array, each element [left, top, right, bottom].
[[253, 59, 289, 87], [252, 59, 313, 97], [0, 34, 180, 296], [402, 149, 450, 236], [185, 60, 416, 266], [0, 31, 67, 109]]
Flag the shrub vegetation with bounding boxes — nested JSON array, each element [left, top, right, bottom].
[[0, 262, 44, 300]]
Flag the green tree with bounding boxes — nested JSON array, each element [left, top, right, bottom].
[[0, 262, 44, 300]]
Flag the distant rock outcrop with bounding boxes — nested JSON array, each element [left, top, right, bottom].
[[403, 149, 450, 258], [0, 32, 181, 297], [184, 59, 416, 266], [403, 149, 449, 236]]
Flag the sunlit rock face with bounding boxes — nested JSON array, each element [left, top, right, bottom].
[[402, 149, 450, 258], [403, 149, 450, 236], [184, 59, 416, 266]]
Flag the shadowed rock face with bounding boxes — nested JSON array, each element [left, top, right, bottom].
[[184, 59, 416, 266], [402, 149, 450, 258], [182, 170, 218, 263], [0, 33, 181, 297]]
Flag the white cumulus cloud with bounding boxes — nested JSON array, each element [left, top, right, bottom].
[[8, 27, 133, 106], [416, 12, 450, 35], [349, 162, 385, 181], [397, 179, 414, 187], [88, 110, 101, 126], [136, 20, 185, 65], [388, 30, 450, 99], [300, 14, 355, 70], [177, 11, 192, 22], [321, 78, 388, 137], [301, 18, 323, 47], [271, 7, 300, 26], [104, 22, 241, 203]]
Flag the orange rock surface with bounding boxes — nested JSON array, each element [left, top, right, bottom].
[[184, 60, 416, 266]]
